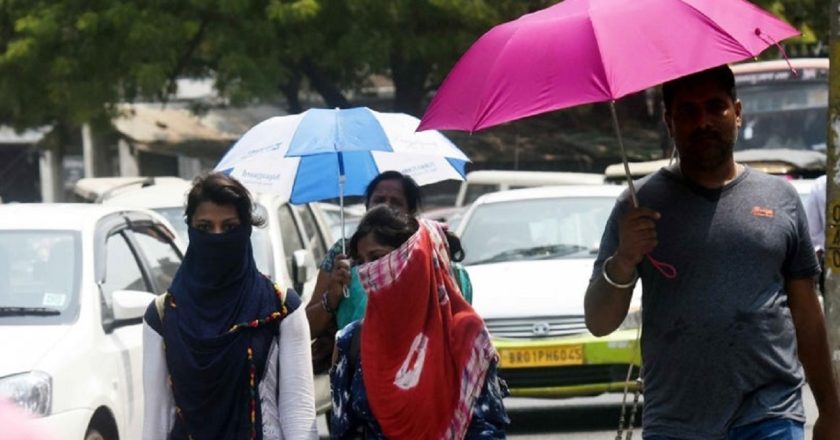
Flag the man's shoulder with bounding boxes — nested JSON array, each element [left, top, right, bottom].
[[742, 168, 799, 197]]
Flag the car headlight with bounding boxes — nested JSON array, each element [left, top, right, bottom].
[[619, 308, 642, 330], [0, 371, 52, 417]]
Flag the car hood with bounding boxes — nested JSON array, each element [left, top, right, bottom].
[[466, 258, 596, 320], [0, 325, 72, 376]]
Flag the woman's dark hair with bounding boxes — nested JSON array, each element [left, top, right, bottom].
[[349, 205, 418, 261], [445, 231, 465, 262], [364, 171, 422, 215], [662, 64, 736, 114], [349, 205, 465, 263], [184, 173, 265, 227]]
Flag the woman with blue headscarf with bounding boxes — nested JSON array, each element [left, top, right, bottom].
[[142, 173, 317, 440]]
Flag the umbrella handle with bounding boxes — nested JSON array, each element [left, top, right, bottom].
[[338, 173, 350, 298], [610, 102, 677, 280]]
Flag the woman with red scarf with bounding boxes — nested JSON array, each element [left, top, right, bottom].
[[330, 206, 508, 439]]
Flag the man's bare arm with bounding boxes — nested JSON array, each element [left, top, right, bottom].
[[787, 277, 840, 439], [584, 255, 636, 336], [584, 207, 659, 336]]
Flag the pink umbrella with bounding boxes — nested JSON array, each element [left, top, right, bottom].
[[418, 0, 798, 205]]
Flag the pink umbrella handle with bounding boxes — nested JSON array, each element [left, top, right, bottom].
[[646, 254, 677, 279]]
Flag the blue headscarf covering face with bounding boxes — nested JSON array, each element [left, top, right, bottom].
[[163, 224, 280, 440]]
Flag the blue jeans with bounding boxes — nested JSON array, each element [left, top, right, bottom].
[[644, 418, 804, 440]]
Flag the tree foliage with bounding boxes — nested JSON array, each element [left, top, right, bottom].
[[0, 0, 828, 131]]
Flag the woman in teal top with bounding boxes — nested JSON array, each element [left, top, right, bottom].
[[305, 171, 472, 372]]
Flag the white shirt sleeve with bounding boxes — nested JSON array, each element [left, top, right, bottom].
[[277, 306, 318, 439], [142, 323, 175, 440], [805, 175, 827, 251]]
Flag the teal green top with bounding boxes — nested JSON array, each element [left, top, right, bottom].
[[335, 268, 368, 329]]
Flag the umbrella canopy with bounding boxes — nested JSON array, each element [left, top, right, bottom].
[[215, 107, 470, 204], [418, 0, 799, 132]]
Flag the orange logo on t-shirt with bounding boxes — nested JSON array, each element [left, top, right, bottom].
[[751, 206, 774, 218]]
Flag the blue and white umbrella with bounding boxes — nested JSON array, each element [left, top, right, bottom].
[[215, 107, 470, 244]]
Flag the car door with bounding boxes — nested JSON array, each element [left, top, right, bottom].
[[295, 204, 329, 266], [277, 203, 312, 292], [122, 221, 184, 437], [96, 224, 154, 440]]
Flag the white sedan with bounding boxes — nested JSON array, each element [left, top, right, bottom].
[[0, 204, 184, 440], [456, 185, 644, 398]]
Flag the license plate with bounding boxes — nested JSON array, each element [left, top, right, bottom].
[[498, 345, 584, 369]]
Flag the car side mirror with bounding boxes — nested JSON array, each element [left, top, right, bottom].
[[112, 289, 157, 322], [291, 249, 311, 291]]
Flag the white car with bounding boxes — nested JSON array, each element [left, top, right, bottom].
[[0, 204, 184, 440], [74, 176, 335, 413], [456, 185, 643, 398]]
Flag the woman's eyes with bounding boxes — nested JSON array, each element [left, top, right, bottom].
[[194, 223, 238, 232]]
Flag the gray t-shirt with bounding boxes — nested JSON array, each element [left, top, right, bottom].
[[592, 167, 819, 439]]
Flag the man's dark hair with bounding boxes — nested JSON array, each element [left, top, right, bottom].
[[364, 171, 422, 215], [185, 173, 265, 227], [349, 205, 418, 261], [662, 65, 737, 113]]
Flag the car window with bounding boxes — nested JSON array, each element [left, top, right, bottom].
[[250, 204, 273, 278], [296, 205, 327, 263], [737, 82, 827, 152], [130, 225, 182, 294], [153, 207, 188, 244], [277, 205, 306, 278], [0, 230, 81, 325], [100, 232, 148, 318], [464, 183, 500, 206]]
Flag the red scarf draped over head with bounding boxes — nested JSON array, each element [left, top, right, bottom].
[[357, 220, 496, 439]]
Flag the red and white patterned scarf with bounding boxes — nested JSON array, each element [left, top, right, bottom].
[[357, 219, 496, 439]]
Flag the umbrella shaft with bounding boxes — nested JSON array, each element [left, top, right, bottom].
[[609, 102, 639, 208]]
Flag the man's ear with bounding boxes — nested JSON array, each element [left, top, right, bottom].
[[734, 99, 743, 128]]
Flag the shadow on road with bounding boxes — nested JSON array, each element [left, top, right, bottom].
[[506, 403, 643, 434]]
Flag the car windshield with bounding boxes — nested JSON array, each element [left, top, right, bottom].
[[463, 183, 499, 206], [460, 196, 614, 265], [736, 74, 827, 152], [0, 230, 81, 325]]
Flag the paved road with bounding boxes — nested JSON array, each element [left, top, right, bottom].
[[506, 386, 818, 439], [318, 386, 818, 439]]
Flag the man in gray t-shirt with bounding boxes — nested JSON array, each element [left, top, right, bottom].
[[584, 65, 840, 440]]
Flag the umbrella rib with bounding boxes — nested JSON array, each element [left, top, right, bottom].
[[676, 0, 766, 59], [583, 3, 618, 100], [471, 24, 525, 131]]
